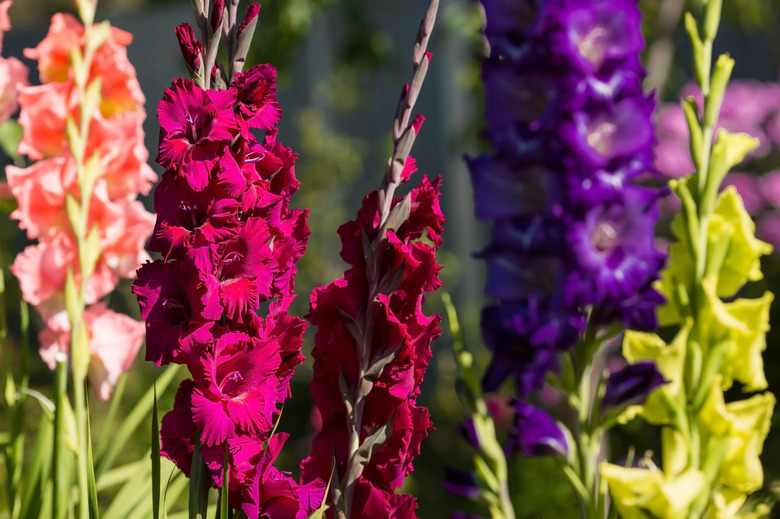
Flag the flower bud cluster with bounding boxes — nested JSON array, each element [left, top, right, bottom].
[[133, 8, 320, 513], [7, 11, 154, 400], [469, 0, 666, 397]]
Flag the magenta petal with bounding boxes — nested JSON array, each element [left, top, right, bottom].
[[221, 277, 259, 320], [226, 391, 273, 434], [192, 387, 235, 446]]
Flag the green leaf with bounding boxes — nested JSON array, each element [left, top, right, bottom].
[[152, 375, 161, 519], [684, 13, 706, 90], [71, 317, 90, 383], [86, 21, 112, 54], [306, 464, 334, 519], [704, 54, 734, 129], [96, 363, 181, 478], [82, 152, 103, 203], [53, 354, 71, 519], [82, 224, 102, 283], [380, 193, 411, 234], [65, 115, 83, 163], [83, 77, 103, 121], [189, 438, 210, 519], [703, 0, 724, 41], [703, 214, 733, 282], [0, 119, 23, 160], [69, 47, 88, 88], [102, 450, 153, 518], [233, 15, 259, 77], [682, 98, 703, 172], [84, 390, 100, 519], [218, 448, 229, 519], [19, 407, 54, 519], [66, 193, 83, 238]]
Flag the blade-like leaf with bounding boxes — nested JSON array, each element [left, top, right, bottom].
[[96, 363, 181, 478], [153, 374, 161, 519]]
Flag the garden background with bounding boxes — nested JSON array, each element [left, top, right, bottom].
[[2, 0, 780, 516]]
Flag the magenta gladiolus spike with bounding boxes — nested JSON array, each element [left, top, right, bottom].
[[134, 6, 321, 515]]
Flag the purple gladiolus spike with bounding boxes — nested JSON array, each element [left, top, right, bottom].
[[470, 0, 666, 397]]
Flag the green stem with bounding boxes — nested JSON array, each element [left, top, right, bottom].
[[65, 8, 103, 517], [53, 354, 69, 519], [565, 317, 611, 518]]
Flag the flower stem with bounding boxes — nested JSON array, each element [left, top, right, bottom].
[[336, 3, 439, 517], [564, 318, 610, 518]]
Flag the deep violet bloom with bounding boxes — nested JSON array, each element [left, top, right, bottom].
[[505, 400, 569, 459], [458, 417, 481, 450], [470, 0, 665, 397], [602, 361, 667, 412], [443, 467, 482, 499]]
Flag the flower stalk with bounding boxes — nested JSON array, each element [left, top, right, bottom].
[[443, 293, 515, 519], [300, 3, 444, 517], [467, 0, 668, 516], [337, 5, 438, 516], [603, 1, 775, 516]]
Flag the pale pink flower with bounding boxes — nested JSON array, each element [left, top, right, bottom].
[[97, 194, 155, 278], [10, 233, 120, 310], [6, 156, 72, 239], [16, 82, 70, 160], [24, 13, 143, 113], [0, 1, 28, 124], [10, 234, 72, 307], [90, 109, 157, 198], [9, 8, 154, 391], [39, 303, 145, 400], [0, 56, 27, 123]]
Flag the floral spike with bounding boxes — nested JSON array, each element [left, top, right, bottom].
[[300, 1, 444, 518], [602, 0, 776, 515], [467, 0, 667, 515], [133, 3, 322, 516]]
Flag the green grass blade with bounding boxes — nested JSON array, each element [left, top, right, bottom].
[[96, 458, 146, 491], [53, 353, 70, 519], [96, 363, 180, 478], [163, 463, 187, 517], [218, 448, 229, 519], [152, 373, 161, 519], [94, 374, 127, 459], [102, 450, 152, 518], [189, 437, 210, 519], [86, 395, 99, 519], [19, 407, 53, 519]]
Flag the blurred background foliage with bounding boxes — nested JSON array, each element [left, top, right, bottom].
[[2, 0, 780, 517]]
